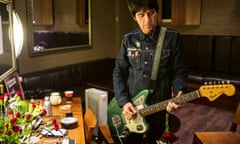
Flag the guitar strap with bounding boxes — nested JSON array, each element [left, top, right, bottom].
[[150, 26, 167, 82]]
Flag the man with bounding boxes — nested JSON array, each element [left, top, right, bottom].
[[112, 0, 188, 143]]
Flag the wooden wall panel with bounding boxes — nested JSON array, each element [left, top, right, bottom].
[[33, 0, 53, 25]]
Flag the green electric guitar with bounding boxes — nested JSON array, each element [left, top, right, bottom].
[[107, 84, 236, 141]]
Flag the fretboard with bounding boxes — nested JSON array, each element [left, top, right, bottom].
[[139, 90, 200, 117]]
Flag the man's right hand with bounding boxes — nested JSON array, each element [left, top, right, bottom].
[[122, 102, 137, 119]]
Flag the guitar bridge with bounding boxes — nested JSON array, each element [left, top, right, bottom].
[[112, 114, 122, 128]]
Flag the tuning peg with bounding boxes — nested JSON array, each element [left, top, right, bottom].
[[213, 81, 216, 85], [227, 80, 230, 84]]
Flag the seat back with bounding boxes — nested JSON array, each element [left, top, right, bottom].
[[195, 36, 214, 72], [182, 35, 198, 70], [230, 37, 240, 74], [213, 36, 232, 73], [84, 108, 97, 144], [230, 101, 240, 131]]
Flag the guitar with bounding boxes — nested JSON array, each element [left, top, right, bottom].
[[107, 84, 236, 141]]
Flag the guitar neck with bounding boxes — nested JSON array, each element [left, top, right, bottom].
[[139, 90, 200, 117]]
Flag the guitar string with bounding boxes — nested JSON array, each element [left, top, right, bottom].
[[115, 126, 124, 144]]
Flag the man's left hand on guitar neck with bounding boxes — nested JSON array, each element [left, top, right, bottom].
[[166, 90, 183, 112]]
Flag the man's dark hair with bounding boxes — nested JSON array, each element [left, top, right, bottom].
[[127, 0, 159, 18]]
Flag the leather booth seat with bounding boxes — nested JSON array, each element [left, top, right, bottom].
[[21, 58, 115, 105]]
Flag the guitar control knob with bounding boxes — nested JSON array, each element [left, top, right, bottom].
[[136, 125, 143, 131]]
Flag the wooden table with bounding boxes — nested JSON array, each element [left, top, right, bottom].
[[193, 132, 240, 144], [39, 97, 85, 144]]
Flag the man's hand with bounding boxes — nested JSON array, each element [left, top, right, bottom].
[[122, 102, 137, 119], [166, 91, 183, 112]]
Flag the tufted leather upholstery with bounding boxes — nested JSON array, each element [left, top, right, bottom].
[[21, 58, 115, 101]]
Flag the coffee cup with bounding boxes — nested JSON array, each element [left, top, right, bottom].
[[64, 90, 74, 103]]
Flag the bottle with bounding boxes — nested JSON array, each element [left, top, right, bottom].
[[44, 96, 52, 116]]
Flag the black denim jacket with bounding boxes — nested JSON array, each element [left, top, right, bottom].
[[113, 25, 188, 107]]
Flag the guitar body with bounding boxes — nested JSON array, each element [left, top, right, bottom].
[[107, 89, 151, 140]]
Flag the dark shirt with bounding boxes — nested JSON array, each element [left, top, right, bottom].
[[113, 24, 188, 107]]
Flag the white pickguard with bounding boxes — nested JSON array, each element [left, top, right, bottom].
[[123, 95, 148, 133]]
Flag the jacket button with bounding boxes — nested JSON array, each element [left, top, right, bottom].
[[144, 61, 148, 64]]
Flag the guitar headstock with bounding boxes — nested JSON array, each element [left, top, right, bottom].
[[199, 83, 236, 101]]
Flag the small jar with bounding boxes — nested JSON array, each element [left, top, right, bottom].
[[50, 92, 62, 105]]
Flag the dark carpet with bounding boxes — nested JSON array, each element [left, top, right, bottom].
[[173, 102, 236, 144]]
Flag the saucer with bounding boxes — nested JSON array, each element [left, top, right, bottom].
[[60, 117, 78, 129], [61, 105, 71, 110]]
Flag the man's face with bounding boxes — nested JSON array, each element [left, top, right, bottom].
[[134, 8, 158, 35]]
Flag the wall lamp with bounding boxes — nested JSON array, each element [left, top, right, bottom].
[[12, 10, 23, 58]]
